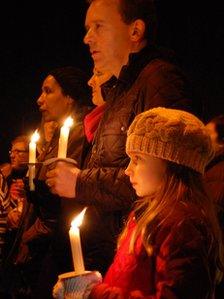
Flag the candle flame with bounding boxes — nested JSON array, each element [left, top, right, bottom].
[[63, 117, 73, 128], [31, 130, 40, 143], [71, 207, 87, 228]]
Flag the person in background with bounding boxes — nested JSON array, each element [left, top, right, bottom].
[[0, 171, 10, 265], [0, 169, 15, 299], [46, 0, 195, 278], [204, 114, 224, 299], [53, 108, 223, 299], [14, 66, 92, 299], [6, 135, 29, 230], [0, 163, 12, 179], [0, 135, 29, 297], [84, 69, 112, 143]]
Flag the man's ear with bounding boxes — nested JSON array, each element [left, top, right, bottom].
[[130, 19, 146, 42]]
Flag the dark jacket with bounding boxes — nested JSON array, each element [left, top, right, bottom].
[[203, 150, 224, 299], [90, 204, 217, 299], [204, 148, 224, 231], [75, 45, 195, 272]]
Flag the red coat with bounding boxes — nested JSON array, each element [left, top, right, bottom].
[[90, 203, 216, 299]]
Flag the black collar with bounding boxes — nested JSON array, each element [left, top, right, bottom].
[[117, 44, 177, 90]]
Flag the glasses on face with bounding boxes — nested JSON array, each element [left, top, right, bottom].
[[9, 149, 28, 155]]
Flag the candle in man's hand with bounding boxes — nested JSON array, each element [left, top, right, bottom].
[[29, 130, 40, 191], [58, 116, 73, 158], [69, 207, 87, 274]]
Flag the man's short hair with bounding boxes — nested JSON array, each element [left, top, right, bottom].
[[87, 0, 157, 43], [11, 135, 29, 150]]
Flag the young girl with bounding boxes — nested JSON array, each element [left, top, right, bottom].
[[54, 107, 223, 299]]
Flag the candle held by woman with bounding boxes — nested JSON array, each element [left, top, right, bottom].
[[58, 116, 73, 158], [29, 130, 40, 191]]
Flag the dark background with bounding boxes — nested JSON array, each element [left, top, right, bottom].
[[0, 1, 223, 163]]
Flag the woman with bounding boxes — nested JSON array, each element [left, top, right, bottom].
[[84, 69, 112, 143], [54, 107, 223, 299], [14, 66, 92, 298]]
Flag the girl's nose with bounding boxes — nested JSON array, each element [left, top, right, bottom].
[[125, 162, 132, 177]]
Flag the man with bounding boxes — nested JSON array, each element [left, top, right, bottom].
[[6, 136, 29, 229], [0, 136, 29, 297], [47, 0, 194, 274]]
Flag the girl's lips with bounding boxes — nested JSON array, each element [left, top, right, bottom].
[[131, 182, 137, 188]]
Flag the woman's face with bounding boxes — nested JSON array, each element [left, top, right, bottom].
[[37, 75, 73, 122], [125, 152, 167, 197], [88, 70, 111, 106]]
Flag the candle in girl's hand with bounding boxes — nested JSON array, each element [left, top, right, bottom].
[[58, 116, 73, 158], [29, 130, 40, 191], [69, 207, 87, 274]]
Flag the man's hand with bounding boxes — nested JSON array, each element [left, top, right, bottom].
[[46, 161, 80, 198], [10, 179, 26, 200]]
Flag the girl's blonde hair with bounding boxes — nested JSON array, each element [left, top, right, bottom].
[[119, 161, 224, 281]]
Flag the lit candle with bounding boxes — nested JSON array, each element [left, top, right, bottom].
[[29, 130, 40, 191], [69, 207, 87, 274], [58, 116, 73, 158]]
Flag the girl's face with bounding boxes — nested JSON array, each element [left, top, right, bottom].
[[125, 152, 167, 197]]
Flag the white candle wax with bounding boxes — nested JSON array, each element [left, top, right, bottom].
[[69, 208, 87, 274], [58, 117, 73, 158], [29, 131, 39, 191], [29, 141, 36, 164]]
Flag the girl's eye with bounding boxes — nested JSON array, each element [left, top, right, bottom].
[[132, 156, 139, 165], [44, 87, 51, 94]]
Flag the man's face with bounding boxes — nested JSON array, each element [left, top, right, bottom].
[[84, 0, 133, 77], [37, 75, 72, 123], [10, 141, 28, 170]]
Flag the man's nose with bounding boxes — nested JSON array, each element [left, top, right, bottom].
[[37, 94, 44, 106], [83, 28, 93, 45]]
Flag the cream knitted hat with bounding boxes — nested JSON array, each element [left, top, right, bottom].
[[126, 108, 214, 174]]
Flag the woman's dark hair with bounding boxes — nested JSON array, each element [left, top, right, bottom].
[[48, 66, 92, 107]]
